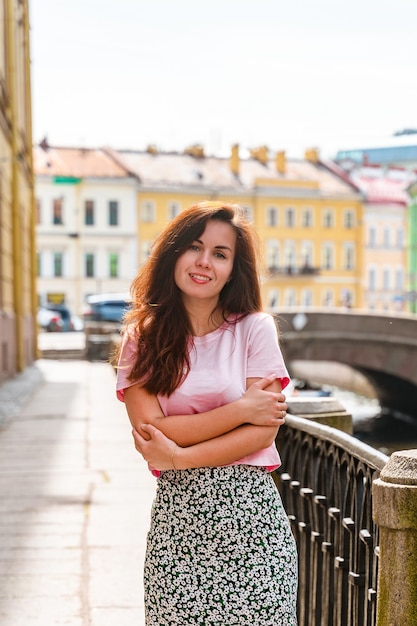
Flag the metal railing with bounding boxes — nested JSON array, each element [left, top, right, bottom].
[[275, 415, 388, 626]]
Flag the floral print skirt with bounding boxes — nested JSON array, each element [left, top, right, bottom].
[[144, 465, 298, 625]]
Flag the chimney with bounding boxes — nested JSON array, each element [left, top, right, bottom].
[[249, 145, 268, 165], [39, 136, 49, 151], [230, 144, 240, 176], [184, 144, 205, 158], [305, 148, 319, 163], [276, 150, 286, 174]]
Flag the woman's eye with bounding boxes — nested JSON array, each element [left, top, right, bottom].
[[190, 244, 200, 251], [214, 252, 226, 259]]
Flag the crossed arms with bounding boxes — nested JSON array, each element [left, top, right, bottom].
[[124, 374, 287, 471]]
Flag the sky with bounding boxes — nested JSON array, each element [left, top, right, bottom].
[[29, 0, 417, 159]]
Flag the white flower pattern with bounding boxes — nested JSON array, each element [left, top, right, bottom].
[[144, 465, 298, 625]]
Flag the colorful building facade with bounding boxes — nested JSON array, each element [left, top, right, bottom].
[[34, 144, 138, 314], [112, 145, 364, 311], [0, 0, 36, 381], [407, 181, 417, 314], [344, 165, 414, 312]]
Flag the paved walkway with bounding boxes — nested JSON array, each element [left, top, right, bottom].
[[0, 359, 156, 626]]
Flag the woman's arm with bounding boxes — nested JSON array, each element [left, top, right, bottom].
[[124, 376, 287, 447], [131, 377, 285, 470], [133, 421, 279, 470]]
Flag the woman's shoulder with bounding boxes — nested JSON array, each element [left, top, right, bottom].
[[121, 322, 139, 339], [118, 323, 139, 353], [232, 311, 275, 328], [225, 311, 277, 338]]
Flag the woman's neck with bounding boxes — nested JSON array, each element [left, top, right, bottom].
[[184, 301, 224, 337]]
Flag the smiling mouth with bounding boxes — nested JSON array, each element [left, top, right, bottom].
[[189, 273, 211, 282]]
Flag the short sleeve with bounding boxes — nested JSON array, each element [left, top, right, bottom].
[[115, 329, 140, 402], [246, 313, 290, 390]]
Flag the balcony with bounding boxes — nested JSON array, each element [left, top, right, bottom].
[[267, 264, 321, 277]]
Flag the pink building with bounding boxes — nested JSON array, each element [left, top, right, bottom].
[[349, 165, 415, 312]]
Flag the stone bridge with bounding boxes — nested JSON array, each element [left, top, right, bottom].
[[274, 309, 417, 418]]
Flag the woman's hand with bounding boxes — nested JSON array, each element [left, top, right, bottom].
[[132, 424, 179, 471], [239, 376, 287, 427]]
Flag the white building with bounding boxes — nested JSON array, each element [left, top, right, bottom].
[[34, 143, 138, 315]]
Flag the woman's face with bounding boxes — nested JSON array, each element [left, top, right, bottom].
[[174, 220, 236, 308]]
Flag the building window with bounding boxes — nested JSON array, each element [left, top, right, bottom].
[[141, 200, 156, 223], [301, 289, 313, 306], [109, 253, 119, 278], [37, 252, 42, 277], [285, 207, 295, 228], [344, 210, 355, 228], [36, 198, 42, 225], [268, 290, 279, 309], [301, 240, 313, 268], [383, 268, 390, 290], [369, 267, 376, 291], [322, 243, 334, 270], [395, 268, 404, 291], [85, 200, 95, 225], [284, 288, 297, 306], [302, 207, 313, 228], [323, 290, 334, 307], [53, 198, 64, 225], [284, 241, 296, 270], [85, 253, 95, 278], [396, 229, 404, 249], [383, 228, 390, 247], [341, 289, 353, 307], [323, 209, 334, 228], [267, 206, 278, 227], [53, 252, 63, 277], [343, 243, 355, 270], [242, 205, 253, 222], [266, 240, 279, 269], [141, 241, 152, 263], [368, 227, 376, 247], [168, 201, 181, 220], [109, 200, 119, 226]]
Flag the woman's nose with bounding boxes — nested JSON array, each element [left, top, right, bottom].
[[197, 251, 211, 267]]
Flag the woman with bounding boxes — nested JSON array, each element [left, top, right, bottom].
[[116, 201, 298, 625]]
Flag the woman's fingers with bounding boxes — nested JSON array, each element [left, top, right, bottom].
[[132, 424, 179, 470]]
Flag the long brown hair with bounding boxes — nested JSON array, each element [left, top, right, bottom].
[[121, 201, 263, 396]]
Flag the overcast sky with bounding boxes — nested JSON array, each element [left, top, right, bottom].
[[29, 0, 417, 159]]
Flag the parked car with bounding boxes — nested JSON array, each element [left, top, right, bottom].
[[83, 293, 130, 359], [44, 304, 75, 332], [37, 307, 64, 332], [83, 293, 130, 323], [70, 315, 84, 332]]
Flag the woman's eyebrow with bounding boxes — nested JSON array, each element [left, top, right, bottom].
[[194, 238, 232, 252]]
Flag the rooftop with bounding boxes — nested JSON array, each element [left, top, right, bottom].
[[33, 142, 360, 197], [33, 144, 132, 179], [338, 164, 417, 205], [111, 148, 357, 196]]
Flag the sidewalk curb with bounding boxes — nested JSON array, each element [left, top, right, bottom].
[[0, 362, 44, 427]]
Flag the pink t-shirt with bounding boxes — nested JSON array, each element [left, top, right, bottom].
[[116, 312, 290, 476]]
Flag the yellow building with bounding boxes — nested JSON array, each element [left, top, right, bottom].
[[0, 0, 37, 381], [112, 144, 364, 310]]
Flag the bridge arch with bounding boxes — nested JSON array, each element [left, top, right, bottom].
[[274, 309, 417, 418]]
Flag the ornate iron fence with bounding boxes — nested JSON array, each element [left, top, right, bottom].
[[275, 415, 388, 626]]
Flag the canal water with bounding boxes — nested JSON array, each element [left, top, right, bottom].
[[287, 361, 417, 456], [307, 385, 411, 454], [330, 387, 417, 456]]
